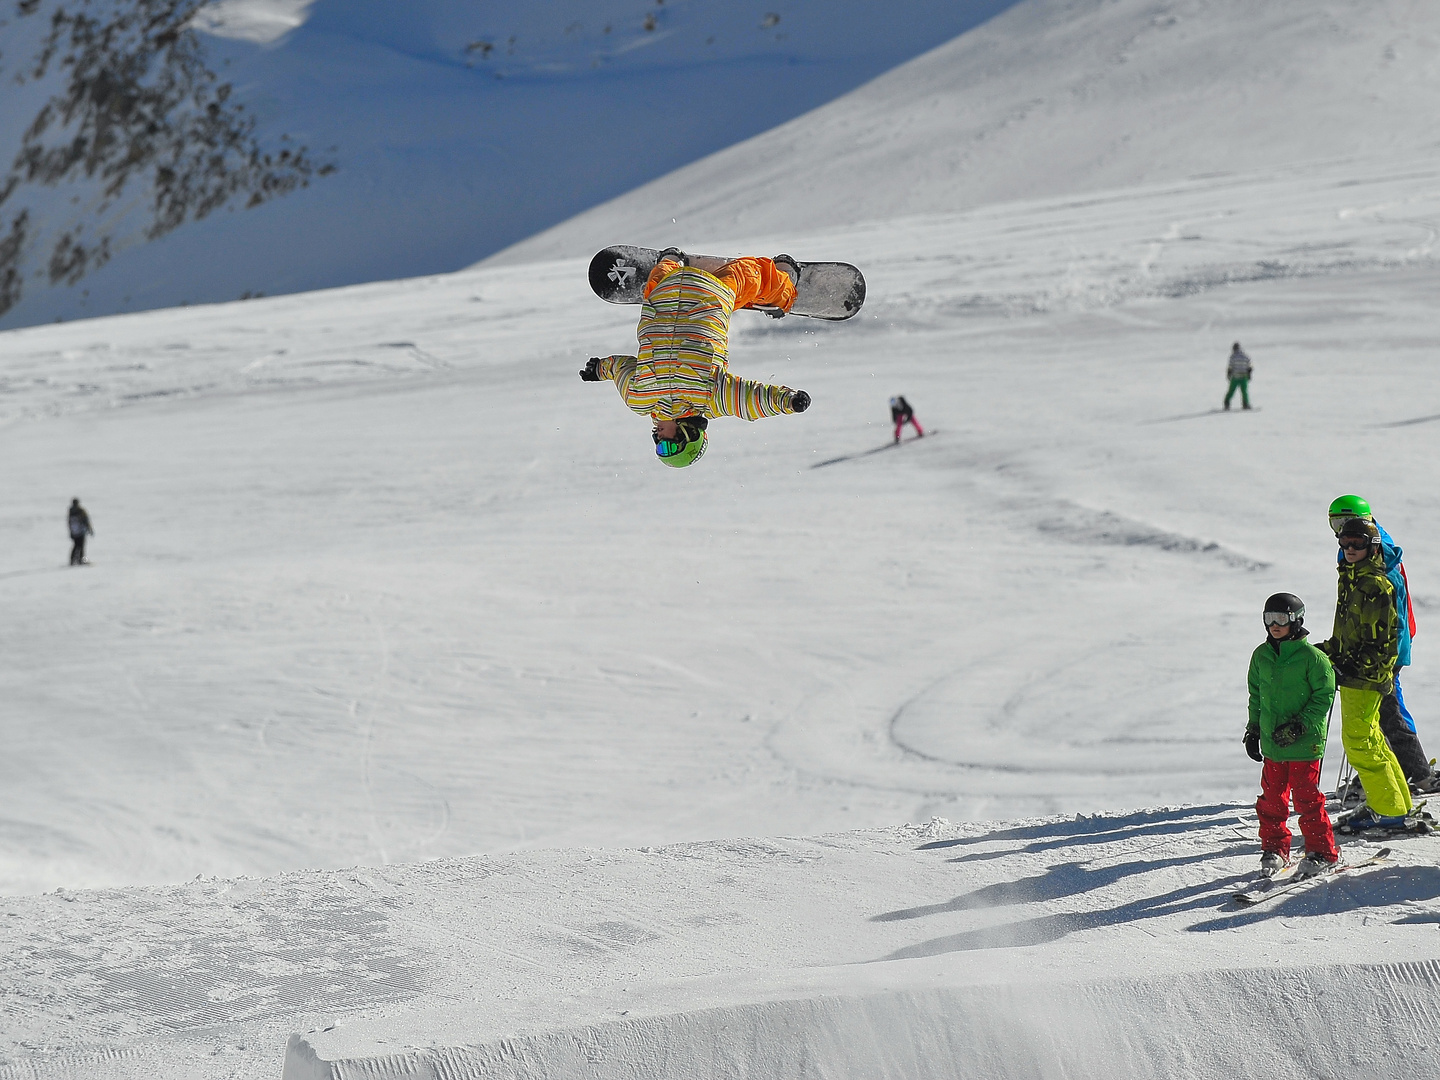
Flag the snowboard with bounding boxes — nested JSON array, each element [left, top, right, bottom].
[[588, 246, 866, 321]]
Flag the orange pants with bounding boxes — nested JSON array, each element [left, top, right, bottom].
[[645, 256, 796, 312]]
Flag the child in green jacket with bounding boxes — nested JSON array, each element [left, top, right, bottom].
[[1245, 592, 1338, 876]]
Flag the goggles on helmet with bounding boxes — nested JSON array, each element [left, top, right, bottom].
[[653, 416, 708, 458], [1329, 513, 1370, 535], [1338, 537, 1373, 552], [1263, 611, 1300, 626]]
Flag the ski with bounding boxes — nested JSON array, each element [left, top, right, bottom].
[[1232, 848, 1390, 906], [1230, 860, 1299, 900]]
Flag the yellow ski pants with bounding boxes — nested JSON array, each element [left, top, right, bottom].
[[1340, 686, 1412, 817]]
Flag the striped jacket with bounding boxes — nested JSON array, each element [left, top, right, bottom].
[[596, 266, 800, 421]]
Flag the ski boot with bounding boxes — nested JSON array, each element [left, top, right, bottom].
[[1410, 768, 1440, 795], [1337, 806, 1408, 834], [1259, 851, 1289, 877], [1292, 853, 1338, 879], [1334, 774, 1366, 812]]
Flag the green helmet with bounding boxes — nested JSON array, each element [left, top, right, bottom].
[[1328, 494, 1372, 534], [657, 433, 708, 468], [654, 416, 709, 469]]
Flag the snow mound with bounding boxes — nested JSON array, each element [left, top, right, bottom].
[[5, 809, 1440, 1079], [285, 961, 1440, 1080], [495, 0, 1440, 262]]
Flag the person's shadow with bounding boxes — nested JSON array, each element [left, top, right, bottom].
[[871, 843, 1251, 960], [1187, 864, 1440, 931], [919, 804, 1243, 865]]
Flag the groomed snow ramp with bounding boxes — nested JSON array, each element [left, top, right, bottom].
[[286, 960, 1440, 1080]]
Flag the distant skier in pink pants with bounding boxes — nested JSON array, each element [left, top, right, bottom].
[[890, 396, 924, 443]]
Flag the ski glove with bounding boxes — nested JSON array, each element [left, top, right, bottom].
[[1271, 719, 1304, 748], [791, 390, 811, 413], [1244, 730, 1263, 762], [580, 357, 603, 382]]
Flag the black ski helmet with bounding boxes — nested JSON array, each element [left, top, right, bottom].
[[1263, 592, 1305, 627], [1336, 516, 1380, 544]]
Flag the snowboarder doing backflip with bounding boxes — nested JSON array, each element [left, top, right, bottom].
[[889, 395, 924, 443], [1224, 342, 1252, 410], [1244, 593, 1338, 877], [580, 250, 812, 468], [1327, 494, 1438, 794], [67, 498, 93, 565], [1318, 516, 1414, 828]]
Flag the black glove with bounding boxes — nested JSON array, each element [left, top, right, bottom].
[[1271, 720, 1303, 748], [791, 390, 811, 413], [580, 357, 602, 382], [1244, 730, 1263, 762]]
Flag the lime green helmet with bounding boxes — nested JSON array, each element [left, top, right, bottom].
[[654, 416, 709, 469], [1328, 494, 1371, 534]]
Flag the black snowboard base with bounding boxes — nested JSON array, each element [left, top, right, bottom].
[[588, 246, 865, 321]]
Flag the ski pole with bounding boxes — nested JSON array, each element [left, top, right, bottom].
[[1318, 697, 1335, 786]]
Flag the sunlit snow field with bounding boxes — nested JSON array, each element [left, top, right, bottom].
[[3, 155, 1439, 897]]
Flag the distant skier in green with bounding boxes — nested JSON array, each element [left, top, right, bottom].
[[1224, 342, 1252, 410]]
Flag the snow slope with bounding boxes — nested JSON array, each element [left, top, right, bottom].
[[4, 0, 1440, 1074], [3, 810, 1439, 1080], [0, 0, 1016, 329], [495, 0, 1440, 263], [3, 152, 1440, 899]]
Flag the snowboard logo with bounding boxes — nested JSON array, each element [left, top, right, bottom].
[[607, 261, 637, 287]]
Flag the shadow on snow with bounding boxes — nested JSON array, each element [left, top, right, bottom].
[[872, 842, 1252, 959]]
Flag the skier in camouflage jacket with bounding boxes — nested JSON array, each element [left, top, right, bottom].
[[1316, 517, 1412, 818]]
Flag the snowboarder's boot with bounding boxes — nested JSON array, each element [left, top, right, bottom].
[[656, 247, 689, 266], [772, 253, 801, 286]]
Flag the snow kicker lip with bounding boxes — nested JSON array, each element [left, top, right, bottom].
[[1035, 504, 1270, 571], [285, 958, 1440, 1080]]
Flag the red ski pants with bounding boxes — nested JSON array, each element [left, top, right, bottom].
[[893, 416, 924, 440], [1256, 758, 1337, 861]]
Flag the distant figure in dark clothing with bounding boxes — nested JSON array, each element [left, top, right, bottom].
[[68, 499, 92, 565], [890, 395, 924, 443], [1224, 342, 1253, 410]]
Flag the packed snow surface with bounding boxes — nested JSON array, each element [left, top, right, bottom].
[[4, 152, 1440, 898], [4, 812, 1440, 1079], [497, 0, 1440, 263]]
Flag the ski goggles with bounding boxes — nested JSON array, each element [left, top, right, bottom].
[[1338, 537, 1373, 552], [653, 416, 707, 456], [1263, 611, 1300, 626], [1330, 513, 1372, 534]]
